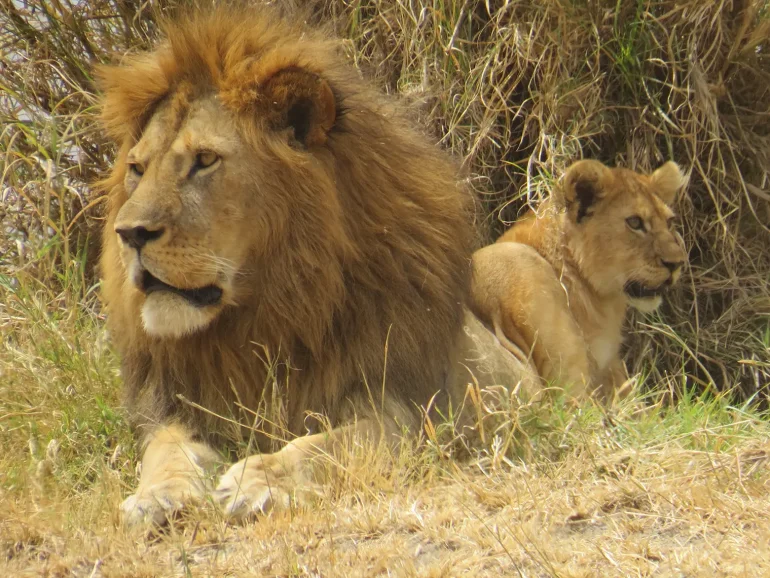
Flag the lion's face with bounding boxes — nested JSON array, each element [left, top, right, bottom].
[[104, 43, 340, 339], [113, 96, 254, 336], [560, 160, 687, 312]]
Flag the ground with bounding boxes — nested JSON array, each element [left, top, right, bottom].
[[2, 295, 769, 577]]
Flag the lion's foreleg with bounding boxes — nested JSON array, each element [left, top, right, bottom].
[[596, 357, 632, 402], [214, 418, 388, 520], [121, 423, 220, 527]]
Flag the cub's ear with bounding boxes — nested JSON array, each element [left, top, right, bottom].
[[261, 66, 336, 148], [559, 159, 611, 224], [650, 161, 686, 205]]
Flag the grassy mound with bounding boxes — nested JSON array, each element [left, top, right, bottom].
[[1, 0, 768, 399]]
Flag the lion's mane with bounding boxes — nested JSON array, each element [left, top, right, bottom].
[[97, 6, 475, 446]]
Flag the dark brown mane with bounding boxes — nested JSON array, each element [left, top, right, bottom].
[[97, 5, 475, 448]]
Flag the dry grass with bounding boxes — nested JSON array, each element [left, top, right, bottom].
[[2, 0, 770, 575], [307, 0, 770, 398], [3, 309, 770, 576]]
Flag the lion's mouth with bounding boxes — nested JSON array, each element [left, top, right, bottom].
[[624, 280, 667, 300], [140, 269, 223, 308]]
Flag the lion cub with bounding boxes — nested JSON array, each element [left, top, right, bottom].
[[470, 159, 687, 399]]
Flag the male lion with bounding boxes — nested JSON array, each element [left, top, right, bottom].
[[470, 159, 687, 399], [97, 7, 529, 526]]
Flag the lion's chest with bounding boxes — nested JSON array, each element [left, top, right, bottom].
[[588, 334, 619, 371], [578, 297, 625, 373]]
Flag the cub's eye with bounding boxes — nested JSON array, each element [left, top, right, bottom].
[[194, 151, 219, 170], [626, 215, 645, 231], [128, 162, 145, 177]]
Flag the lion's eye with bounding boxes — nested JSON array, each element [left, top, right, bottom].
[[626, 216, 645, 231], [194, 151, 219, 170], [128, 162, 145, 177]]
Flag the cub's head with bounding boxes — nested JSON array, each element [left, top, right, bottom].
[[557, 159, 688, 312]]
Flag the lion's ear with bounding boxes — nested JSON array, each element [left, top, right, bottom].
[[262, 67, 336, 148], [560, 160, 611, 224], [650, 161, 686, 206]]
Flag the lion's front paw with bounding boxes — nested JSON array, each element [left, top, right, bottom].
[[121, 476, 207, 528], [214, 453, 318, 521]]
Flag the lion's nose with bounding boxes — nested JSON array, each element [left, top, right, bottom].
[[115, 225, 165, 250], [661, 259, 683, 273]]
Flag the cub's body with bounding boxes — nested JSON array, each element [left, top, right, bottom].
[[471, 160, 687, 398]]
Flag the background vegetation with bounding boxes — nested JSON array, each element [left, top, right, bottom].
[[2, 0, 769, 399], [2, 1, 770, 575]]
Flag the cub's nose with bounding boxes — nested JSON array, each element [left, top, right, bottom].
[[115, 225, 165, 250], [661, 259, 684, 273]]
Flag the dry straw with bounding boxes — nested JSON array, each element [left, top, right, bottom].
[[1, 0, 769, 398]]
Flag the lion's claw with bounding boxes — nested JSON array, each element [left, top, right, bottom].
[[214, 456, 313, 521], [121, 492, 182, 527], [120, 477, 207, 528]]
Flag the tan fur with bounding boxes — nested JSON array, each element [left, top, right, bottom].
[[96, 6, 531, 525], [470, 160, 688, 398]]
